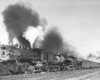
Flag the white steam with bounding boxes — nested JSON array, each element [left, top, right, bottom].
[[23, 26, 44, 48], [37, 26, 44, 41], [13, 38, 19, 44]]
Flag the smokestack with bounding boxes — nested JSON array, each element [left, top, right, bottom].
[[9, 41, 13, 46]]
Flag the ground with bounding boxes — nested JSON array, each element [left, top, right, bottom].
[[0, 68, 100, 80], [82, 71, 100, 80]]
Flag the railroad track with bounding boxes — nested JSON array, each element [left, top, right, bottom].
[[0, 68, 100, 80]]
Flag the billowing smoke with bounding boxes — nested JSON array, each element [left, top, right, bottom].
[[2, 2, 40, 47], [17, 34, 31, 48], [62, 43, 78, 57], [38, 26, 78, 57], [33, 36, 42, 48], [40, 27, 63, 54], [9, 30, 15, 42], [87, 52, 100, 60], [40, 18, 48, 31]]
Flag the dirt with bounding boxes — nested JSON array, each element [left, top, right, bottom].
[[82, 71, 100, 80], [0, 68, 100, 80]]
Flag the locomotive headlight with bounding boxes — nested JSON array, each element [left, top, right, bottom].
[[1, 51, 8, 58], [0, 49, 10, 61]]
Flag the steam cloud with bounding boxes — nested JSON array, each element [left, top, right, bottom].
[[2, 3, 40, 47]]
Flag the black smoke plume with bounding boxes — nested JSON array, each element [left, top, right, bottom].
[[2, 3, 40, 47], [40, 26, 78, 56], [62, 43, 78, 56], [40, 18, 48, 31], [41, 27, 63, 54], [17, 34, 30, 48]]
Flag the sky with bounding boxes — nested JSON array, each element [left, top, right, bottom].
[[0, 0, 100, 59]]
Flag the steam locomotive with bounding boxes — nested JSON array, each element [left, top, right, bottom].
[[0, 44, 99, 76]]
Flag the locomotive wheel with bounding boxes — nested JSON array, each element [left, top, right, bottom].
[[72, 67, 75, 70], [49, 68, 53, 72], [46, 67, 51, 72], [63, 65, 68, 71], [53, 68, 57, 72], [67, 66, 71, 71], [58, 67, 60, 71], [18, 65, 28, 74], [7, 70, 14, 75], [52, 67, 58, 72]]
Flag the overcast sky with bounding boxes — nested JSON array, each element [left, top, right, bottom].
[[0, 0, 100, 59]]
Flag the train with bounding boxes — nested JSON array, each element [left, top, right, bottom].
[[0, 44, 100, 76]]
